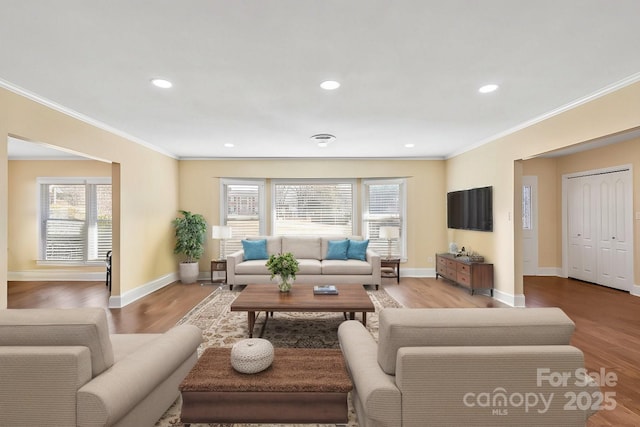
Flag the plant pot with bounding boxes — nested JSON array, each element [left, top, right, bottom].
[[179, 262, 200, 284]]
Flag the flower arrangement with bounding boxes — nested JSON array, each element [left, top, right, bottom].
[[265, 252, 299, 292]]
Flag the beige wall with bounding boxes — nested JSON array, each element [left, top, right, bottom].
[[446, 81, 640, 302], [1, 87, 180, 307], [177, 159, 447, 273], [0, 120, 7, 309]]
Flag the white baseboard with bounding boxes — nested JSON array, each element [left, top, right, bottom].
[[631, 285, 640, 297], [493, 289, 526, 307], [534, 267, 562, 276], [8, 270, 105, 281], [108, 272, 178, 308], [401, 267, 435, 278]]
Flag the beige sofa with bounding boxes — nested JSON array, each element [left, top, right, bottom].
[[338, 307, 600, 427], [0, 308, 202, 427], [226, 235, 381, 289]]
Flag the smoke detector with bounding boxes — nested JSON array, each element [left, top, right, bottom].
[[310, 134, 336, 148]]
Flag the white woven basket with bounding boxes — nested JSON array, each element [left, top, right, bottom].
[[230, 338, 274, 374]]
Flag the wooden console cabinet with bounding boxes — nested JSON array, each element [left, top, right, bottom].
[[435, 253, 493, 295]]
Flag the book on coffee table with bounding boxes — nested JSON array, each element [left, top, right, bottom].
[[313, 285, 339, 295]]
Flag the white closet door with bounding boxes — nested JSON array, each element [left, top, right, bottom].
[[567, 176, 596, 283], [596, 171, 633, 291], [567, 168, 633, 291]]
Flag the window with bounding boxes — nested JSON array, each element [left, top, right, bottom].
[[522, 184, 532, 230], [363, 179, 406, 259], [272, 180, 355, 236], [39, 178, 112, 263], [221, 179, 265, 253]]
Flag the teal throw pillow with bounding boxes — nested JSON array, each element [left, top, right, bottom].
[[326, 239, 349, 260], [347, 239, 369, 261], [242, 239, 268, 261]]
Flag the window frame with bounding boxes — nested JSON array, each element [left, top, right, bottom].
[[219, 178, 266, 253], [362, 178, 407, 260], [37, 177, 112, 266]]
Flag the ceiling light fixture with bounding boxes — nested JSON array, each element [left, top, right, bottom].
[[151, 78, 173, 89], [310, 133, 336, 147], [320, 80, 340, 90], [224, 143, 234, 148], [478, 84, 499, 94], [405, 143, 415, 148]]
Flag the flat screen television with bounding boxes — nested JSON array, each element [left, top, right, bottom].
[[447, 186, 493, 232]]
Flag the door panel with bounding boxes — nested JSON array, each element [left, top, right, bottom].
[[567, 169, 633, 291]]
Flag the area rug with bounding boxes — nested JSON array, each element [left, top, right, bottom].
[[155, 285, 401, 427]]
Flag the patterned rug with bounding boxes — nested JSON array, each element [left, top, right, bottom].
[[155, 285, 401, 427]]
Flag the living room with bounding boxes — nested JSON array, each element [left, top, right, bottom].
[[3, 82, 640, 308], [0, 1, 640, 425]]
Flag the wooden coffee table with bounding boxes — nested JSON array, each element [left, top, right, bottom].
[[231, 284, 375, 338]]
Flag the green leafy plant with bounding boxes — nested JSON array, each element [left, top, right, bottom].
[[172, 210, 207, 263], [266, 252, 300, 281]]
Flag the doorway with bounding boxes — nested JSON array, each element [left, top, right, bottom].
[[564, 166, 633, 291]]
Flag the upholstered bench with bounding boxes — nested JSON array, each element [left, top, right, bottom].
[[179, 347, 353, 425]]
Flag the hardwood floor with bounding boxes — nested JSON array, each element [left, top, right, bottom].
[[7, 275, 640, 426]]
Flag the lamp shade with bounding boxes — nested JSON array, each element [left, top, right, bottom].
[[212, 225, 232, 239], [379, 226, 399, 239]]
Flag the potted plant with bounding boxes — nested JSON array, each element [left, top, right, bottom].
[[266, 252, 299, 292], [172, 210, 207, 284]]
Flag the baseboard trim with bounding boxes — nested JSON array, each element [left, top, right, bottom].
[[108, 272, 178, 308], [8, 270, 105, 281], [631, 285, 640, 297], [400, 267, 434, 278], [534, 267, 562, 277], [493, 289, 526, 307]]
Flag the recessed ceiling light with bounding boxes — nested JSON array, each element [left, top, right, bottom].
[[405, 143, 415, 148], [320, 80, 340, 90], [478, 84, 499, 94], [224, 143, 234, 148], [150, 78, 173, 89]]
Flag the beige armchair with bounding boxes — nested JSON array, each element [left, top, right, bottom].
[[338, 307, 600, 426], [0, 308, 202, 426]]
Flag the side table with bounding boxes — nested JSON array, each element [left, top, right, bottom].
[[381, 258, 400, 284], [210, 259, 227, 284]]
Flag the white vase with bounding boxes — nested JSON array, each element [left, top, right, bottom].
[[179, 262, 199, 284]]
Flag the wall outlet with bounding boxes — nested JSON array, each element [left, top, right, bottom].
[[427, 256, 433, 263]]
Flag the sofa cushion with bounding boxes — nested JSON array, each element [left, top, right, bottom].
[[0, 308, 115, 377], [297, 259, 322, 275], [377, 307, 576, 375], [242, 239, 269, 260], [347, 239, 369, 261], [246, 236, 281, 256], [326, 239, 349, 260], [282, 236, 322, 260], [322, 259, 373, 275], [235, 260, 270, 275], [321, 236, 362, 259]]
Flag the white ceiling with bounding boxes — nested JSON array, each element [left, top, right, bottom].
[[2, 1, 640, 160]]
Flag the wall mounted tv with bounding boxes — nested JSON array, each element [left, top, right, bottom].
[[447, 186, 493, 232]]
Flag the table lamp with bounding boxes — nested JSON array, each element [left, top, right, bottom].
[[212, 225, 232, 260], [379, 226, 399, 259]]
